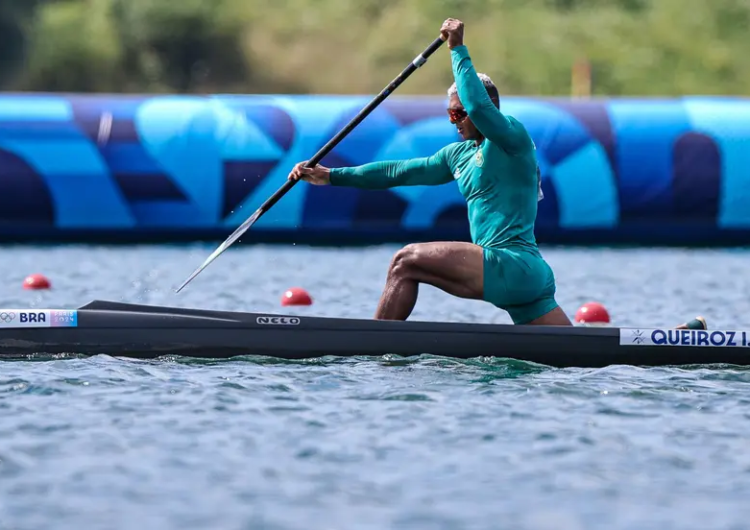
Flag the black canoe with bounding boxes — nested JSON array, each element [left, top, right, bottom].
[[0, 300, 747, 367]]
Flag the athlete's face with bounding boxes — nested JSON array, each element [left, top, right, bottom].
[[447, 94, 479, 141]]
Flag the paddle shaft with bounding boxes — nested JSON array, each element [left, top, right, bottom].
[[174, 36, 446, 293], [251, 36, 446, 217]]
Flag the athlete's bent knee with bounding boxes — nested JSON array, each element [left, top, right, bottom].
[[389, 244, 421, 279]]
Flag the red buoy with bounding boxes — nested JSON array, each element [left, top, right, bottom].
[[281, 287, 312, 306], [575, 301, 610, 325], [23, 273, 51, 290]]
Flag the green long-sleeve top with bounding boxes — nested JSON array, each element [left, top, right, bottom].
[[329, 45, 540, 251]]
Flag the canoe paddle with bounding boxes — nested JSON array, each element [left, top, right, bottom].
[[174, 35, 447, 293]]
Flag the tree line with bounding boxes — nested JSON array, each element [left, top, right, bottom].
[[1, 0, 747, 96]]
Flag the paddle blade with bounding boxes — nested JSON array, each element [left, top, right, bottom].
[[174, 208, 262, 293]]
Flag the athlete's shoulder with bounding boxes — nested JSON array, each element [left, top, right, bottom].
[[505, 115, 532, 139], [439, 140, 474, 152], [503, 115, 535, 152], [435, 140, 474, 162]]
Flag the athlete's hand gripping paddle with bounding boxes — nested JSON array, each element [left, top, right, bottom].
[[175, 35, 446, 293]]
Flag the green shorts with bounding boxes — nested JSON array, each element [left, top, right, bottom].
[[482, 246, 559, 324]]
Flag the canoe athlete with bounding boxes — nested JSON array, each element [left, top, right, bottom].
[[288, 18, 708, 331]]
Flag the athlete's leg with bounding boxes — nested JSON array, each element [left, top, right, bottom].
[[528, 311, 705, 329], [483, 247, 572, 326], [526, 306, 572, 325], [525, 308, 706, 328], [375, 242, 484, 320]]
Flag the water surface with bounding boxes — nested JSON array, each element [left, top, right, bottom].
[[1, 244, 748, 530]]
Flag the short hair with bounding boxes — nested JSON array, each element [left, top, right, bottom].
[[447, 72, 500, 106]]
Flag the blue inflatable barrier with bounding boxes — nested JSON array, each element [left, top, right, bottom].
[[1, 93, 750, 245]]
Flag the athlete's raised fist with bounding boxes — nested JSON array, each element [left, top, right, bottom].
[[440, 19, 464, 49]]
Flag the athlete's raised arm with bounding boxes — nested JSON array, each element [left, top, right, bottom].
[[287, 147, 455, 189], [441, 18, 531, 154]]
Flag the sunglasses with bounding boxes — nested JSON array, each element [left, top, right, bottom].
[[447, 108, 468, 124]]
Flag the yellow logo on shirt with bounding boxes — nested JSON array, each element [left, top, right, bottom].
[[475, 150, 484, 168]]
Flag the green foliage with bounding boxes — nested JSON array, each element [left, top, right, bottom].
[[19, 0, 123, 92], [110, 0, 251, 92], [2, 0, 749, 95], [0, 0, 45, 88]]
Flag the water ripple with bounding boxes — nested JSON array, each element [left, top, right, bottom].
[[2, 245, 750, 529]]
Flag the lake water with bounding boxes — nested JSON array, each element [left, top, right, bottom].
[[1, 243, 749, 530]]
